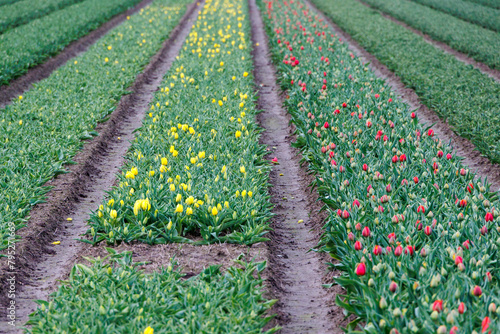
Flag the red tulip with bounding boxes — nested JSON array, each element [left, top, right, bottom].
[[375, 94, 380, 98], [481, 226, 488, 235], [386, 184, 392, 193], [362, 226, 371, 238], [417, 205, 425, 213], [411, 112, 416, 119], [348, 232, 354, 241], [362, 163, 368, 171], [354, 241, 362, 251], [389, 281, 398, 293], [394, 245, 403, 257], [463, 240, 470, 249], [392, 155, 398, 163], [458, 302, 466, 314], [355, 223, 362, 231], [428, 129, 434, 137], [424, 226, 432, 236], [401, 179, 408, 186], [473, 285, 482, 297], [437, 150, 444, 158], [342, 102, 347, 108], [353, 199, 360, 207], [356, 263, 366, 276], [482, 316, 491, 333], [405, 245, 414, 256], [446, 153, 452, 160], [399, 154, 406, 162], [432, 300, 443, 312], [450, 326, 458, 334], [485, 212, 494, 222], [486, 272, 492, 282], [323, 121, 329, 128], [455, 256, 463, 265], [413, 176, 419, 184]]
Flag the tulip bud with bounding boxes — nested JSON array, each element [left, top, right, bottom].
[[437, 326, 447, 334], [379, 297, 388, 309], [458, 302, 465, 314], [489, 303, 496, 313], [389, 281, 398, 293], [356, 263, 366, 276], [368, 278, 375, 287], [472, 285, 482, 296], [362, 226, 371, 237]]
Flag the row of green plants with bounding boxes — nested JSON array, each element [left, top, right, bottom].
[[0, 0, 189, 250], [27, 249, 278, 333], [0, 0, 20, 6], [358, 0, 500, 70], [0, 0, 142, 85], [466, 0, 500, 9], [262, 0, 500, 332], [410, 0, 500, 33], [310, 0, 500, 164], [87, 0, 273, 246], [0, 0, 86, 34]]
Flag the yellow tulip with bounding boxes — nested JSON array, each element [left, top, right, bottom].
[[175, 204, 183, 213], [211, 207, 218, 216]]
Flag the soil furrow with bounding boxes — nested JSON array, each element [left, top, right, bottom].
[[0, 0, 153, 109], [355, 0, 500, 82], [248, 0, 340, 332], [0, 1, 202, 331], [304, 0, 500, 192]]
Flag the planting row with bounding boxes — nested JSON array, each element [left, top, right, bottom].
[[262, 0, 500, 332], [359, 0, 500, 71], [0, 0, 189, 250], [87, 0, 272, 246], [26, 0, 279, 332], [467, 0, 500, 9], [310, 0, 500, 164], [0, 0, 19, 6], [0, 0, 86, 34], [0, 0, 142, 86], [410, 0, 500, 33], [27, 250, 277, 333]]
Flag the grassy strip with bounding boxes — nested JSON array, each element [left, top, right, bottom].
[[0, 0, 189, 250], [465, 0, 500, 9], [262, 0, 500, 332], [0, 0, 86, 34], [410, 0, 500, 33], [310, 0, 500, 163], [26, 249, 278, 333], [358, 0, 500, 70], [87, 0, 273, 246], [0, 0, 20, 6], [0, 0, 141, 86]]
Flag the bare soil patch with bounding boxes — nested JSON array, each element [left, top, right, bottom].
[[249, 0, 343, 332], [0, 0, 153, 109], [304, 0, 500, 193], [0, 2, 202, 331]]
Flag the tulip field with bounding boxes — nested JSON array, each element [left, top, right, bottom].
[[1, 0, 500, 332]]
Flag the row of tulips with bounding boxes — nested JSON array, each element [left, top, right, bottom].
[[27, 249, 278, 333], [261, 0, 500, 332], [87, 0, 273, 246], [0, 0, 189, 250]]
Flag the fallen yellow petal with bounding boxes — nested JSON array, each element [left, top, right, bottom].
[[66, 218, 72, 221], [52, 241, 61, 245], [298, 220, 304, 224]]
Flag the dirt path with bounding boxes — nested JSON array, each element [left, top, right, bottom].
[[0, 0, 153, 109], [355, 0, 500, 83], [248, 0, 341, 332], [304, 0, 500, 192], [0, 2, 201, 331]]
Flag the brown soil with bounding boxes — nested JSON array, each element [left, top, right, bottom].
[[0, 0, 153, 109], [356, 0, 500, 83], [304, 0, 500, 192], [0, 2, 202, 331], [249, 0, 343, 332]]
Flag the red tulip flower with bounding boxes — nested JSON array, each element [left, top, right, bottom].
[[354, 241, 362, 251], [482, 316, 491, 333], [389, 281, 398, 293], [485, 212, 494, 222], [413, 176, 419, 184], [356, 263, 366, 276], [424, 226, 432, 236], [394, 245, 403, 257], [458, 302, 466, 314], [323, 121, 329, 128], [362, 226, 371, 238], [428, 129, 434, 137], [362, 163, 368, 171], [473, 285, 482, 297], [432, 300, 443, 312], [373, 245, 382, 256], [399, 154, 407, 162]]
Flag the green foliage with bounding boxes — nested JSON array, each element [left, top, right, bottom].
[[0, 0, 141, 85], [410, 0, 500, 32], [262, 0, 500, 332], [359, 0, 500, 70], [465, 0, 500, 9], [0, 0, 21, 6], [0, 0, 189, 250], [88, 0, 273, 246], [26, 250, 279, 333], [311, 0, 500, 164], [0, 0, 86, 34]]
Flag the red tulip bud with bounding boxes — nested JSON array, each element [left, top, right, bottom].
[[413, 176, 419, 184], [446, 153, 452, 160], [462, 240, 470, 250], [486, 272, 492, 282], [362, 163, 368, 171], [392, 215, 399, 224], [420, 247, 427, 257], [460, 168, 466, 176], [348, 232, 354, 241], [411, 112, 416, 119], [394, 245, 402, 257], [437, 150, 444, 158], [424, 226, 432, 236], [455, 256, 463, 265], [355, 263, 366, 276], [392, 155, 398, 163], [405, 245, 414, 256], [323, 121, 329, 128], [428, 129, 434, 137], [482, 316, 491, 333], [355, 223, 362, 231], [481, 226, 488, 235], [473, 285, 482, 297], [432, 300, 443, 312], [458, 302, 466, 314], [342, 102, 347, 108], [362, 226, 371, 238], [373, 245, 382, 256], [353, 199, 360, 207], [399, 154, 407, 162], [354, 241, 362, 251], [485, 212, 494, 222], [389, 281, 398, 293]]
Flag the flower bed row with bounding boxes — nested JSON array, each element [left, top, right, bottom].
[[0, 0, 85, 34], [0, 0, 142, 85], [0, 0, 189, 250], [87, 0, 273, 246], [27, 249, 277, 333], [261, 0, 500, 332]]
